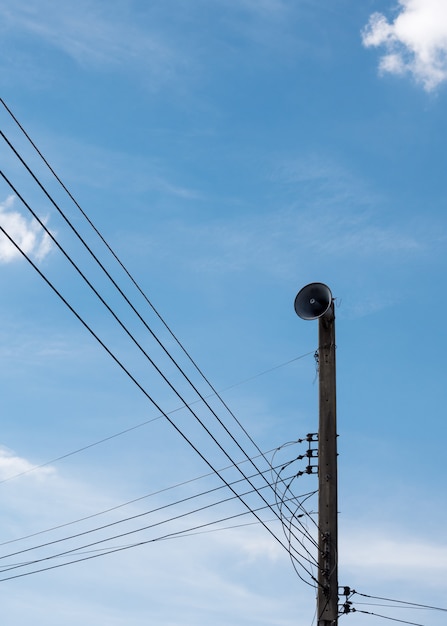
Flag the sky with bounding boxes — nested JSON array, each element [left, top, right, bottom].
[[1, 1, 447, 624]]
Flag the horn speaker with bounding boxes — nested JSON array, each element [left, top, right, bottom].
[[294, 282, 333, 320]]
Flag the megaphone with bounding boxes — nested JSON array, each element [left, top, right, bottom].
[[294, 282, 333, 320]]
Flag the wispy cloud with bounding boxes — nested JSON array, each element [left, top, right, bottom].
[[341, 529, 447, 585], [48, 136, 201, 199], [141, 155, 426, 280], [0, 445, 55, 481], [362, 0, 447, 91], [235, 0, 287, 14], [0, 460, 312, 624], [0, 0, 315, 91], [0, 0, 183, 84], [0, 195, 52, 264]]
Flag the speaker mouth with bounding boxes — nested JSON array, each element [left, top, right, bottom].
[[294, 282, 332, 320]]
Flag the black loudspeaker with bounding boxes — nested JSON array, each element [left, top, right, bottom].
[[294, 282, 333, 320]]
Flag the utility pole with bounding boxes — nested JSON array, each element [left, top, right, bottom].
[[294, 283, 338, 626]]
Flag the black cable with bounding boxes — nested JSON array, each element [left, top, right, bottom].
[[272, 445, 319, 537], [0, 152, 285, 515], [285, 491, 319, 589], [275, 471, 319, 575], [0, 414, 163, 485], [0, 480, 316, 577], [1, 450, 318, 584], [1, 107, 323, 584], [1, 131, 275, 480], [0, 224, 291, 557], [0, 222, 320, 585], [0, 172, 274, 515], [0, 463, 310, 563], [353, 592, 447, 613], [0, 495, 309, 583], [354, 603, 427, 610], [0, 105, 318, 547], [0, 458, 318, 579], [0, 515, 294, 566], [0, 97, 314, 486], [0, 444, 293, 547], [269, 441, 320, 579], [0, 354, 313, 485], [0, 167, 321, 585], [351, 609, 424, 626]]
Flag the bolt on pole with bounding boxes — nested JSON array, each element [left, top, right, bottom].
[[294, 283, 338, 626]]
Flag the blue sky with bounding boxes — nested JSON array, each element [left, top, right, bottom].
[[1, 1, 447, 624]]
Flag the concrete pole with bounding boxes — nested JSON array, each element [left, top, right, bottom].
[[317, 302, 338, 625]]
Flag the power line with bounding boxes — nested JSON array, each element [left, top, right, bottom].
[[0, 494, 312, 583], [0, 481, 317, 578], [353, 603, 427, 611], [0, 150, 283, 513], [1, 101, 323, 587], [0, 447, 318, 588], [0, 446, 284, 547], [0, 463, 313, 564], [1, 515, 296, 564], [0, 96, 312, 477], [0, 352, 313, 485], [349, 609, 425, 626], [0, 444, 299, 546], [0, 153, 322, 586], [0, 223, 283, 549], [0, 221, 319, 585], [1, 129, 273, 475], [0, 102, 318, 547], [341, 589, 447, 626], [0, 169, 270, 504], [352, 591, 447, 613]]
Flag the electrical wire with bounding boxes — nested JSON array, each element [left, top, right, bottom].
[[352, 592, 447, 613], [0, 171, 272, 509], [269, 456, 318, 566], [0, 446, 318, 590], [0, 103, 320, 550], [0, 216, 321, 588], [0, 464, 312, 564], [341, 589, 447, 626], [354, 603, 427, 610], [0, 352, 314, 486], [4, 104, 441, 616], [0, 482, 316, 578], [0, 130, 278, 481], [349, 610, 425, 626], [0, 160, 322, 586], [0, 150, 291, 518], [0, 481, 270, 571], [0, 444, 298, 547], [0, 515, 293, 565], [0, 221, 312, 574], [0, 495, 308, 583], [0, 97, 314, 486], [268, 439, 320, 589], [285, 492, 318, 589], [1, 103, 324, 586]]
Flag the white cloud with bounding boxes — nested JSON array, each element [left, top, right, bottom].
[[0, 0, 183, 83], [144, 191, 423, 281], [0, 445, 55, 481], [0, 463, 313, 625], [0, 195, 52, 263], [362, 0, 447, 91], [340, 529, 447, 587]]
